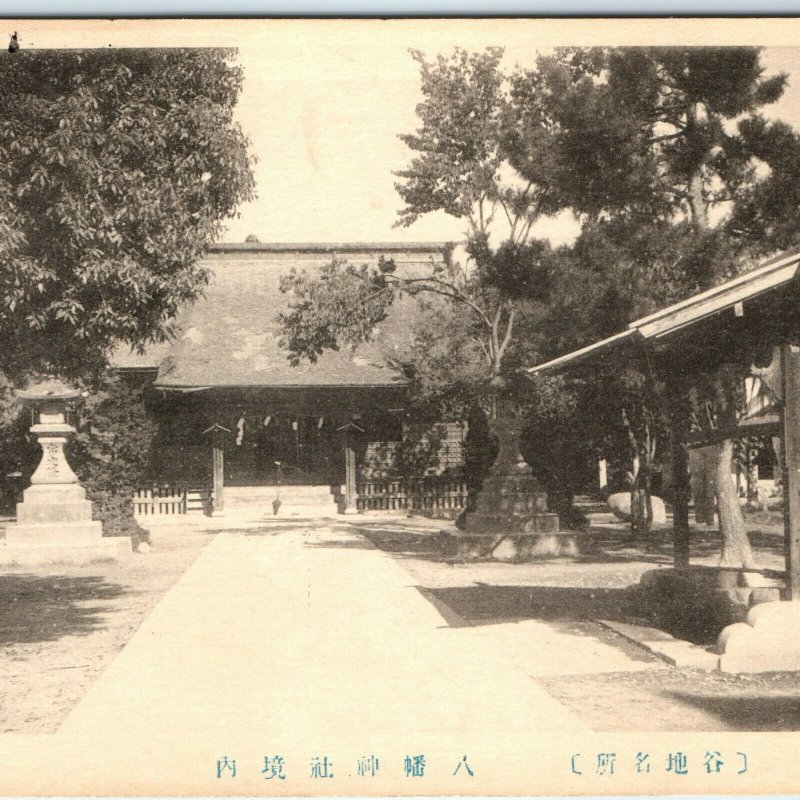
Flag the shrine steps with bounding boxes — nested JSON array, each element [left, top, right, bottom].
[[222, 485, 342, 518]]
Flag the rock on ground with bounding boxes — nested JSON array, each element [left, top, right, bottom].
[[607, 492, 666, 524]]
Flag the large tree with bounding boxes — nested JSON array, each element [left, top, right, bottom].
[[0, 49, 255, 383], [0, 49, 254, 533], [517, 47, 800, 565]]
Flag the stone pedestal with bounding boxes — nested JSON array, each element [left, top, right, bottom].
[[442, 407, 572, 560], [0, 382, 130, 566]]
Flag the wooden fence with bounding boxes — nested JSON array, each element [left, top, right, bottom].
[[134, 486, 213, 516], [356, 477, 471, 515]]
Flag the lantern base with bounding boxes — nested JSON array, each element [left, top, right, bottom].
[[2, 485, 131, 566], [0, 531, 131, 566]]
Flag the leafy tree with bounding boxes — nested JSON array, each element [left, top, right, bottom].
[[0, 49, 255, 383], [280, 48, 557, 434], [279, 45, 800, 557], [0, 49, 254, 533]]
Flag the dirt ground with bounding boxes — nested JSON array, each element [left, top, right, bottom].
[[0, 524, 215, 733], [354, 512, 800, 732]]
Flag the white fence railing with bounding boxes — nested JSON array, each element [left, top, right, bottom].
[[356, 477, 470, 514], [134, 486, 212, 516]]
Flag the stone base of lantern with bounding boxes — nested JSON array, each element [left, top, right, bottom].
[[0, 483, 131, 567], [441, 528, 574, 561], [440, 405, 573, 561], [441, 462, 572, 560]]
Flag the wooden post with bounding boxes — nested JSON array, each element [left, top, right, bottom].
[[781, 342, 800, 600], [344, 434, 357, 514], [671, 403, 691, 569], [337, 421, 364, 515], [212, 441, 225, 514], [202, 423, 231, 517]]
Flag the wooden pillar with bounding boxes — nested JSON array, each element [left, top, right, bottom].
[[337, 421, 364, 514], [781, 342, 800, 600], [212, 441, 225, 514], [344, 433, 357, 514], [671, 405, 691, 570]]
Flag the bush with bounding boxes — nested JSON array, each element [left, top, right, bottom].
[[68, 374, 156, 541]]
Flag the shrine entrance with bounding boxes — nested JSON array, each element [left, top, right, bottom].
[[224, 413, 343, 486], [147, 385, 407, 515]]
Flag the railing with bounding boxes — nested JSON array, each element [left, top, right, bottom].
[[356, 477, 470, 515], [134, 486, 213, 516]]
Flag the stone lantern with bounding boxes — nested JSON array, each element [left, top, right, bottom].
[[442, 382, 575, 560], [0, 378, 131, 566]]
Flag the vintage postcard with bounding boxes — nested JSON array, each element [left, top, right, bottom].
[[3, 15, 800, 797]]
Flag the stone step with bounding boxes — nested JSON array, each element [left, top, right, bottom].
[[221, 503, 341, 519], [272, 503, 341, 518], [4, 520, 104, 544], [220, 485, 341, 518], [225, 485, 338, 499], [226, 495, 336, 506], [598, 619, 719, 670]]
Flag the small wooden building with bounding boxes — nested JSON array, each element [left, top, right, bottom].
[[529, 246, 800, 670], [530, 246, 800, 588]]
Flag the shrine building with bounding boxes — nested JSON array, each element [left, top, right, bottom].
[[112, 242, 468, 517]]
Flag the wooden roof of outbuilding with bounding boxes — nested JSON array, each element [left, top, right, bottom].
[[111, 242, 448, 389], [528, 245, 800, 376]]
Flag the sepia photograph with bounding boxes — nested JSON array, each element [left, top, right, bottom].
[[2, 16, 800, 796]]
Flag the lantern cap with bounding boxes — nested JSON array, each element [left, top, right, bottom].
[[15, 378, 82, 403]]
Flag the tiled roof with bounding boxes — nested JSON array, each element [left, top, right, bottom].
[[111, 243, 448, 389]]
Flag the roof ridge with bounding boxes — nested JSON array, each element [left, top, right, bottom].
[[208, 241, 453, 254]]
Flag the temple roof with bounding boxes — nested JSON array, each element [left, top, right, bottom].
[[111, 242, 448, 390]]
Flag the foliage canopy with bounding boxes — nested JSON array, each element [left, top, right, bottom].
[[0, 49, 255, 382]]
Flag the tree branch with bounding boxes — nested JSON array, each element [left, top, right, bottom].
[[497, 306, 516, 361], [388, 274, 493, 330]]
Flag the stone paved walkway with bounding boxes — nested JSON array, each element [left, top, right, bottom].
[[0, 517, 667, 795]]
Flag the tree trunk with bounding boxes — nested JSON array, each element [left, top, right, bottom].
[[715, 438, 757, 568], [628, 449, 641, 537], [690, 446, 717, 525], [630, 470, 654, 539], [631, 488, 652, 537]]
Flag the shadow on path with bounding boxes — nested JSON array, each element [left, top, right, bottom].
[[304, 538, 376, 550], [422, 583, 639, 634], [665, 690, 800, 731], [0, 574, 128, 645]]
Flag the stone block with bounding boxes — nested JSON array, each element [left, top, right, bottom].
[[607, 493, 667, 524], [720, 649, 800, 674], [747, 600, 800, 630], [465, 511, 559, 535], [442, 530, 578, 560], [17, 500, 94, 524], [19, 482, 87, 504]]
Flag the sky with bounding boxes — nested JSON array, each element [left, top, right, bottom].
[[9, 19, 800, 247]]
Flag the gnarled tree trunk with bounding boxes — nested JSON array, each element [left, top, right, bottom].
[[715, 438, 757, 569]]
